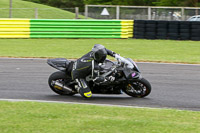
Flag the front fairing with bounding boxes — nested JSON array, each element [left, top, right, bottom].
[[126, 58, 140, 72], [123, 67, 141, 80]]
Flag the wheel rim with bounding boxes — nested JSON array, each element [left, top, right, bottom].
[[126, 82, 147, 97]]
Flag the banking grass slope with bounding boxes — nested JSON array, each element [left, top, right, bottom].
[[0, 39, 200, 64], [0, 101, 199, 133], [0, 0, 84, 19]]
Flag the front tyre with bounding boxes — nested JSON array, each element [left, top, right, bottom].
[[123, 78, 151, 98], [48, 71, 76, 96]]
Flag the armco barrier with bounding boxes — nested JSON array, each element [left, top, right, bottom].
[[0, 19, 133, 39], [133, 20, 200, 41]]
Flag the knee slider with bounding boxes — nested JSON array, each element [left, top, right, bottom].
[[79, 87, 92, 98]]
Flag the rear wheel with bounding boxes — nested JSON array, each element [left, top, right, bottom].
[[48, 71, 76, 96], [123, 78, 151, 98]]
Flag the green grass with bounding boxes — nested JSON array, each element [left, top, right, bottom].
[[0, 39, 200, 64], [0, 101, 199, 133], [0, 0, 85, 19]]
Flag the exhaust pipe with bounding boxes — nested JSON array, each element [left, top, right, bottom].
[[53, 81, 75, 92]]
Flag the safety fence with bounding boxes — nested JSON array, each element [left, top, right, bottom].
[[0, 19, 133, 38], [86, 5, 200, 21], [134, 20, 200, 41]]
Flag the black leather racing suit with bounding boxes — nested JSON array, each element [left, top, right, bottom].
[[71, 49, 115, 98]]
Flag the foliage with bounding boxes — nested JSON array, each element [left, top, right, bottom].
[[153, 0, 200, 7], [23, 0, 200, 12], [84, 0, 157, 6], [84, 0, 200, 7]]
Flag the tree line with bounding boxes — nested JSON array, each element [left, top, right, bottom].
[[23, 0, 200, 12]]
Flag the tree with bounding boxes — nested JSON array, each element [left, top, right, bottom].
[[23, 0, 200, 9], [84, 0, 157, 6], [153, 0, 200, 7]]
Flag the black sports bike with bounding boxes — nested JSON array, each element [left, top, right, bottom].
[[47, 54, 151, 98]]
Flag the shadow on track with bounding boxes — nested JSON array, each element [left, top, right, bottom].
[[44, 94, 151, 103]]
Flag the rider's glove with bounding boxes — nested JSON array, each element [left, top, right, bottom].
[[93, 76, 105, 84], [112, 52, 116, 57], [106, 49, 116, 57]]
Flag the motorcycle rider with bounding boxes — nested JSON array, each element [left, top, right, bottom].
[[71, 44, 116, 98]]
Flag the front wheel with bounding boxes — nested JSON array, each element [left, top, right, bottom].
[[123, 78, 151, 98], [48, 71, 76, 96]]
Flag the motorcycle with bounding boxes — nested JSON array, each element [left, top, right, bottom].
[[47, 54, 151, 98]]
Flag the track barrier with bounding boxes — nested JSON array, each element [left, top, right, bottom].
[[0, 19, 199, 40], [133, 20, 200, 41], [0, 19, 133, 38]]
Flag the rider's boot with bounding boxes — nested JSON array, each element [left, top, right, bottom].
[[76, 79, 92, 98]]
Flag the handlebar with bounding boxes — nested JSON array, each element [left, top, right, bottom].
[[99, 54, 134, 80], [101, 65, 116, 78]]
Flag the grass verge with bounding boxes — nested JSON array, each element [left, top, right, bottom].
[[0, 0, 85, 19], [0, 101, 199, 133], [0, 39, 200, 64]]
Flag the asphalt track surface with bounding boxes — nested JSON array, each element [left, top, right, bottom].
[[0, 58, 200, 111]]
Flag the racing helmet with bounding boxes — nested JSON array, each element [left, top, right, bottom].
[[92, 44, 107, 63]]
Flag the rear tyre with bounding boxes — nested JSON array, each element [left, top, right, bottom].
[[123, 78, 151, 98], [48, 71, 76, 96]]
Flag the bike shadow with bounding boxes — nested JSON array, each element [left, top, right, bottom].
[[45, 94, 151, 102]]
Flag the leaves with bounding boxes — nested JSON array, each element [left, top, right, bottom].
[[23, 0, 200, 10]]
